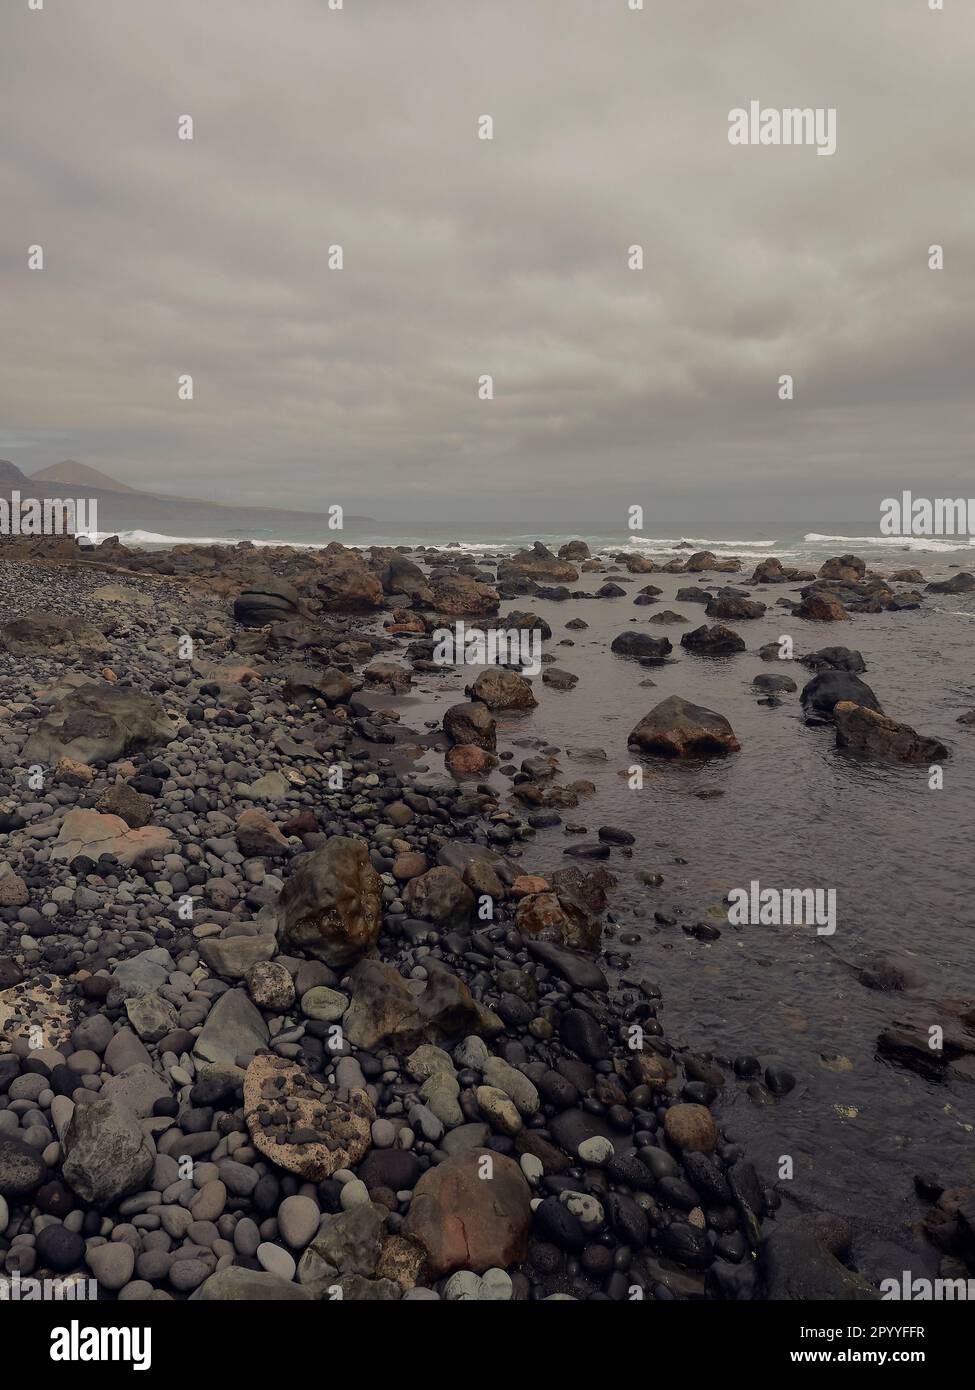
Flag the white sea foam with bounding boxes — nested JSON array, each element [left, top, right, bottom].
[[803, 533, 974, 553], [627, 536, 778, 549], [93, 530, 329, 549], [86, 528, 975, 560]]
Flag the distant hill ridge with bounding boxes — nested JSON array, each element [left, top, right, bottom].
[[0, 459, 374, 528], [32, 460, 143, 494], [0, 459, 29, 486]]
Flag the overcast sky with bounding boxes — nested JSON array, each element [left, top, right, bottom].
[[1, 0, 972, 526]]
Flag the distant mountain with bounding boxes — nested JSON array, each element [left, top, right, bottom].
[[0, 459, 28, 486], [31, 460, 144, 494], [0, 459, 375, 539]]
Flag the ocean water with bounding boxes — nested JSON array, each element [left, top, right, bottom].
[[338, 534, 973, 1285], [97, 524, 975, 571]]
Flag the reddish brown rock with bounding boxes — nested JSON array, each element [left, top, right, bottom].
[[797, 592, 848, 621], [818, 554, 865, 583], [315, 546, 385, 611], [445, 744, 498, 777], [664, 1103, 718, 1154], [391, 851, 428, 881], [236, 808, 289, 856], [442, 700, 496, 750], [429, 573, 500, 616], [402, 1148, 531, 1275], [510, 874, 550, 898], [833, 702, 949, 763], [54, 757, 95, 787]]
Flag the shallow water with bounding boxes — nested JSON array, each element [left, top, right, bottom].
[[375, 555, 975, 1282]]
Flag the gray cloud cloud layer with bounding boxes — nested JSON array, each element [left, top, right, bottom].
[[2, 0, 973, 524]]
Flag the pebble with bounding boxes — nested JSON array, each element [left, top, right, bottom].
[[86, 1241, 136, 1290], [277, 1195, 320, 1248], [257, 1242, 297, 1281], [0, 550, 789, 1309]]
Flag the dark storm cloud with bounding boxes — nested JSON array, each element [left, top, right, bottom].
[[1, 0, 972, 522]]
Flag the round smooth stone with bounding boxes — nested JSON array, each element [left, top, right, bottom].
[[277, 1195, 320, 1249], [257, 1242, 296, 1281]]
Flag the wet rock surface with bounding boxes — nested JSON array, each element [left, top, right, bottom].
[[0, 538, 968, 1305]]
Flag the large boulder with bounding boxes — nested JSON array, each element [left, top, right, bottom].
[[437, 841, 521, 888], [233, 577, 300, 626], [680, 623, 745, 655], [61, 1095, 154, 1206], [277, 837, 382, 966], [192, 1268, 313, 1301], [760, 1227, 879, 1300], [243, 1055, 373, 1180], [926, 572, 975, 594], [343, 959, 502, 1051], [796, 592, 848, 621], [833, 703, 948, 763], [750, 557, 800, 583], [559, 540, 590, 560], [50, 809, 176, 868], [192, 988, 269, 1067], [429, 574, 500, 616], [402, 1148, 531, 1275], [282, 664, 361, 706], [316, 546, 385, 611], [22, 683, 176, 765], [818, 554, 866, 583], [623, 553, 657, 574], [550, 864, 615, 915], [380, 554, 433, 603], [503, 609, 553, 639], [469, 668, 537, 710], [442, 700, 496, 750], [629, 695, 740, 757], [705, 589, 766, 620], [684, 550, 718, 572], [799, 647, 866, 673], [515, 891, 601, 952], [298, 1202, 386, 1293], [610, 632, 672, 660], [1, 611, 110, 661], [499, 542, 578, 583], [800, 671, 882, 723], [403, 867, 474, 928]]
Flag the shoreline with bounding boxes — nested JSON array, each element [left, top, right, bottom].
[[0, 536, 972, 1301]]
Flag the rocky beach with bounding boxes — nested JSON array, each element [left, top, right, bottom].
[[0, 533, 972, 1304]]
